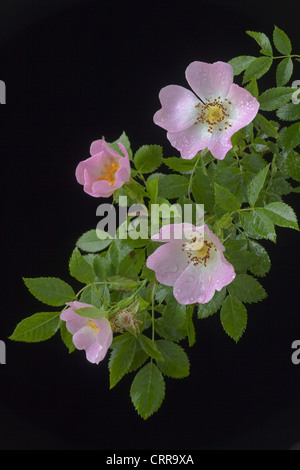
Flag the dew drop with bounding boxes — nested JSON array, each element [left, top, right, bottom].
[[165, 264, 178, 273]]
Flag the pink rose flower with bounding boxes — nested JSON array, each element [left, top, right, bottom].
[[146, 224, 236, 305], [153, 61, 259, 160], [76, 139, 131, 197], [60, 301, 113, 364]]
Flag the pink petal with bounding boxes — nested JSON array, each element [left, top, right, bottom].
[[73, 326, 96, 351], [60, 308, 87, 334], [214, 254, 236, 291], [207, 131, 234, 160], [154, 85, 200, 133], [85, 341, 105, 364], [91, 178, 115, 198], [167, 124, 212, 160], [90, 139, 106, 156], [151, 223, 196, 242], [202, 225, 225, 253], [226, 83, 260, 131], [114, 143, 131, 186], [90, 140, 120, 159], [94, 317, 113, 350], [185, 61, 233, 101], [173, 263, 217, 305], [73, 319, 112, 364], [75, 153, 105, 185], [146, 240, 189, 286], [205, 84, 259, 160]]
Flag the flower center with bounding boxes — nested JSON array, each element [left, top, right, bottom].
[[88, 319, 99, 334], [182, 239, 217, 267], [195, 97, 232, 134], [98, 158, 120, 186], [205, 105, 224, 124]]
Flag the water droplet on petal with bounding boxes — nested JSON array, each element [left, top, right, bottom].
[[165, 264, 178, 273]]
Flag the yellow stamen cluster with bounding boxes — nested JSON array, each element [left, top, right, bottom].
[[195, 97, 232, 134], [98, 158, 120, 186], [88, 319, 100, 335]]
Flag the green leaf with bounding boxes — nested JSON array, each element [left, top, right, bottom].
[[248, 240, 271, 277], [109, 131, 133, 160], [109, 334, 137, 388], [228, 55, 257, 75], [107, 275, 140, 292], [245, 79, 259, 99], [163, 155, 198, 172], [286, 151, 300, 182], [259, 87, 294, 111], [241, 153, 267, 173], [225, 250, 259, 272], [138, 334, 164, 361], [69, 248, 95, 284], [155, 284, 173, 304], [9, 312, 61, 342], [246, 31, 273, 56], [107, 238, 133, 269], [80, 285, 102, 308], [228, 274, 267, 304], [214, 182, 242, 212], [118, 249, 145, 279], [192, 168, 215, 212], [162, 298, 186, 329], [240, 209, 277, 242], [155, 340, 190, 378], [158, 174, 189, 199], [197, 288, 227, 318], [127, 344, 148, 373], [253, 113, 279, 139], [276, 58, 293, 87], [243, 56, 273, 83], [23, 277, 75, 307], [93, 255, 107, 280], [248, 164, 270, 206], [122, 179, 148, 203], [217, 213, 233, 229], [130, 362, 165, 420], [273, 25, 292, 55], [185, 307, 196, 347], [280, 123, 300, 150], [263, 202, 299, 230], [60, 321, 75, 353], [134, 145, 163, 174], [277, 103, 300, 122], [220, 295, 247, 342], [75, 306, 108, 319], [146, 177, 159, 204], [76, 229, 113, 253]]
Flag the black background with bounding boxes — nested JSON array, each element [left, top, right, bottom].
[[0, 0, 299, 451]]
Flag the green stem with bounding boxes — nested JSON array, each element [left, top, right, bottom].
[[75, 278, 147, 302], [151, 282, 158, 342], [271, 54, 300, 59], [187, 151, 206, 200], [229, 207, 255, 217]]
